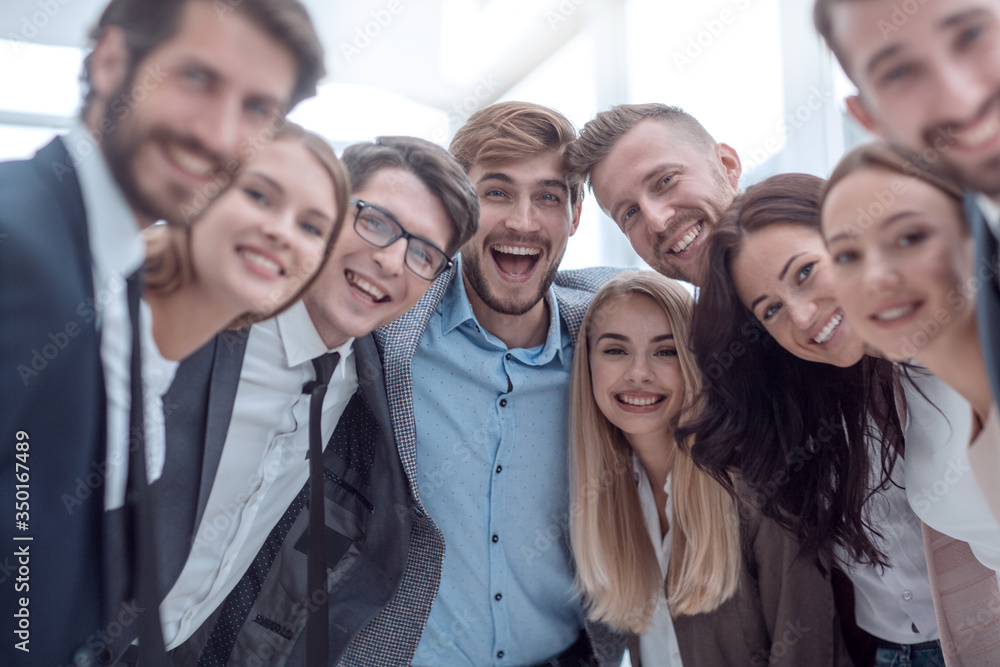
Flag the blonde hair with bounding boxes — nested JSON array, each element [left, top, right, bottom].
[[449, 101, 584, 205], [569, 271, 741, 633], [143, 122, 349, 328]]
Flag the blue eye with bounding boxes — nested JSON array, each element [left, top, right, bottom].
[[300, 220, 323, 237], [661, 175, 674, 187], [184, 68, 209, 87], [796, 262, 815, 283], [898, 230, 926, 247], [833, 250, 857, 265], [656, 348, 678, 357], [602, 347, 625, 356], [763, 302, 781, 320], [540, 193, 560, 202], [622, 207, 638, 223], [245, 187, 268, 206], [959, 24, 985, 47]]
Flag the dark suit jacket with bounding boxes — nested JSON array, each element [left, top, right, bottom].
[[0, 139, 109, 665], [162, 331, 412, 665]]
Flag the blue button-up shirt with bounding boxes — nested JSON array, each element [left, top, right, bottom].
[[410, 257, 584, 666]]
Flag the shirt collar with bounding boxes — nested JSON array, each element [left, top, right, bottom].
[[976, 192, 1000, 240], [276, 300, 355, 373], [64, 122, 145, 286], [441, 254, 569, 366]]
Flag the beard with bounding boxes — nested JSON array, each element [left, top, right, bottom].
[[650, 178, 736, 284], [461, 232, 564, 316]]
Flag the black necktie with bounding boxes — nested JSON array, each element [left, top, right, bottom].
[[126, 272, 168, 665], [304, 351, 340, 666]]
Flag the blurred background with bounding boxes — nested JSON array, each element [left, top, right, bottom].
[[0, 0, 867, 270]]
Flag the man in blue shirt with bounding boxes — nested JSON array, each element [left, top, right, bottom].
[[372, 102, 624, 666]]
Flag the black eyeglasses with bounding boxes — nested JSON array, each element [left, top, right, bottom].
[[350, 198, 453, 281]]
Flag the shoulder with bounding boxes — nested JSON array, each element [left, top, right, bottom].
[[374, 265, 455, 357], [553, 266, 628, 340]]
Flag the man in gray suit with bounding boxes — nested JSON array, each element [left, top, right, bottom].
[[159, 136, 478, 665]]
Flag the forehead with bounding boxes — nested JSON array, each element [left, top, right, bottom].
[[145, 0, 296, 101], [468, 149, 568, 186], [824, 167, 963, 229], [352, 167, 452, 247], [733, 224, 824, 297], [592, 120, 710, 201], [592, 292, 671, 334], [830, 0, 1000, 77]]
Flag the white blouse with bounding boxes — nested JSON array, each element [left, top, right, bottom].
[[634, 456, 684, 667], [903, 369, 1000, 578]]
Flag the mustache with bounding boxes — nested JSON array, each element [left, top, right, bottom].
[[148, 127, 226, 171], [484, 231, 552, 254], [653, 209, 707, 251], [923, 89, 1000, 148]]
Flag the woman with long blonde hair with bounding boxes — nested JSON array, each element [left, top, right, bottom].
[[569, 271, 853, 666]]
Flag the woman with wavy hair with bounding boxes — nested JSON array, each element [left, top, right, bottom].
[[683, 171, 1000, 665], [102, 122, 349, 506], [569, 270, 852, 666]]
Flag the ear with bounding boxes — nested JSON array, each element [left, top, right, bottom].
[[569, 198, 582, 237], [715, 143, 742, 191], [846, 94, 883, 137], [89, 26, 130, 104]]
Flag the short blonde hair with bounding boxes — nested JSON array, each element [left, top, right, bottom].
[[143, 122, 350, 327], [449, 101, 584, 205], [569, 271, 741, 632]]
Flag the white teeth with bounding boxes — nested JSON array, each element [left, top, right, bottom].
[[670, 223, 702, 254], [617, 394, 662, 406], [492, 245, 541, 256], [239, 249, 281, 275], [874, 304, 916, 321], [955, 114, 1000, 148], [812, 311, 842, 344], [166, 144, 214, 176], [346, 270, 387, 301]]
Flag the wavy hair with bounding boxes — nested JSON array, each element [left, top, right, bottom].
[[676, 173, 903, 568], [569, 271, 741, 633]]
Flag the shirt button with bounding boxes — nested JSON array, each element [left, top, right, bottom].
[[499, 399, 507, 407], [505, 353, 511, 360], [496, 465, 502, 473], [492, 534, 499, 543], [495, 593, 502, 601], [497, 651, 505, 659], [902, 590, 913, 601]]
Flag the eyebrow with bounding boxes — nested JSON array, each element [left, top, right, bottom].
[[479, 173, 570, 195], [750, 294, 768, 312], [610, 163, 684, 221], [251, 172, 332, 222], [595, 332, 675, 343], [826, 209, 921, 245], [866, 8, 991, 77], [778, 252, 806, 281]]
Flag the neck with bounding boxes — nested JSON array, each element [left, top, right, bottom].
[[144, 282, 244, 361], [917, 317, 993, 421], [462, 272, 550, 349], [628, 430, 675, 493], [304, 297, 350, 350]]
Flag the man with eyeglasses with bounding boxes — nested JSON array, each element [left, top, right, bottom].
[[158, 136, 478, 665]]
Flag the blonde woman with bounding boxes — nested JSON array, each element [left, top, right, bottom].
[[569, 271, 853, 666]]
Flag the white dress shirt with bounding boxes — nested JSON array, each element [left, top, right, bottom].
[[159, 301, 356, 648], [903, 369, 1000, 578], [834, 457, 939, 644], [63, 123, 148, 511], [635, 457, 684, 667]]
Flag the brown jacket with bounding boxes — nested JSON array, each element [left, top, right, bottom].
[[630, 502, 853, 667]]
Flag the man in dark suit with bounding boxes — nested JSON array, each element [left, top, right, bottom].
[[0, 0, 324, 664], [812, 0, 1000, 517], [159, 136, 479, 665]]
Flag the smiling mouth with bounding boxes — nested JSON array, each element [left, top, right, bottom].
[[346, 269, 388, 303], [669, 222, 703, 254], [812, 311, 843, 345], [163, 141, 218, 179], [491, 244, 541, 277], [872, 303, 918, 322], [616, 393, 665, 407], [239, 248, 284, 276]]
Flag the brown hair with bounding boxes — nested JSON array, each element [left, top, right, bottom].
[[449, 101, 584, 206], [143, 122, 349, 326], [341, 136, 480, 256], [567, 103, 717, 190], [821, 141, 965, 211], [813, 0, 854, 80], [82, 0, 325, 113]]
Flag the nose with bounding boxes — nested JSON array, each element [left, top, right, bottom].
[[787, 296, 818, 331], [371, 237, 408, 276], [506, 197, 541, 233], [644, 199, 676, 235], [932, 59, 993, 126], [189, 94, 243, 161], [862, 254, 901, 296], [624, 354, 655, 383]]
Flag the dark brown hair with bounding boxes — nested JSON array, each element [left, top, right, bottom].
[[449, 101, 584, 206], [341, 136, 480, 256], [143, 122, 349, 326], [82, 0, 325, 113], [567, 103, 716, 190], [676, 172, 904, 567]]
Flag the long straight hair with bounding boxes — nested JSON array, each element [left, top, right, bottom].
[[677, 173, 904, 567], [569, 271, 741, 633]]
